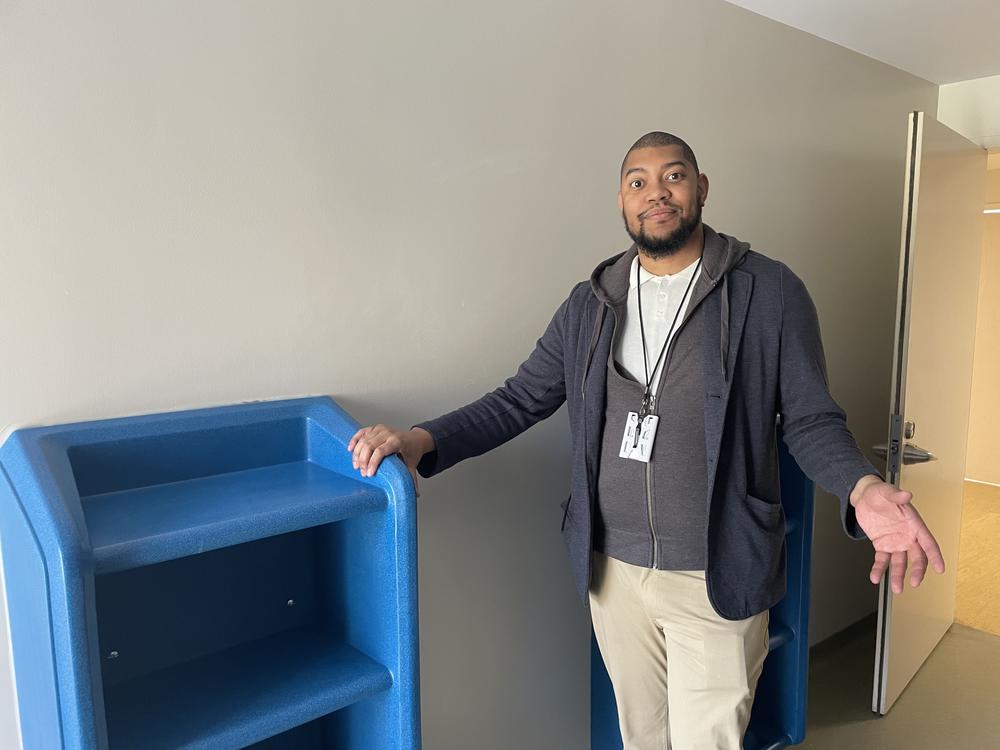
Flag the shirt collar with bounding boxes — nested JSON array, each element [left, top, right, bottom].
[[629, 253, 702, 289]]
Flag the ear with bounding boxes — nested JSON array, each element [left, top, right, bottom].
[[697, 173, 710, 207], [617, 191, 624, 213]]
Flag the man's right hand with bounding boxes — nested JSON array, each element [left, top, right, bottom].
[[347, 425, 435, 496]]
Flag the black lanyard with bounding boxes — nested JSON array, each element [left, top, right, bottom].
[[636, 254, 703, 419]]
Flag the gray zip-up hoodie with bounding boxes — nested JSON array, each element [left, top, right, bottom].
[[592, 229, 749, 570], [415, 225, 878, 620]]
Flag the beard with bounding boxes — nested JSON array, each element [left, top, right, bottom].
[[624, 203, 702, 258]]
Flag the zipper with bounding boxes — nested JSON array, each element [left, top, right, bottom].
[[645, 394, 658, 568], [646, 304, 689, 570], [644, 277, 720, 570]]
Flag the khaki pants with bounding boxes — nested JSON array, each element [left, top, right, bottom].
[[589, 552, 769, 750]]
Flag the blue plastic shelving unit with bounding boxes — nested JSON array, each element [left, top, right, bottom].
[[0, 397, 420, 750], [591, 433, 815, 750]]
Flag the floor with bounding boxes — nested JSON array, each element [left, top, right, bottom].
[[797, 618, 1000, 749], [955, 480, 1000, 636]]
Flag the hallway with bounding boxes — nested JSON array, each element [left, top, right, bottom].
[[799, 618, 1000, 748]]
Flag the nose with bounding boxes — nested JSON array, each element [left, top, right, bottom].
[[647, 179, 672, 202]]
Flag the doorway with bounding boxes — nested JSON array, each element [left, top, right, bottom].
[[798, 147, 1000, 749], [955, 149, 1000, 637]]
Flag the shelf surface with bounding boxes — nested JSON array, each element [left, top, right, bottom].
[[104, 627, 393, 750], [84, 461, 386, 573]]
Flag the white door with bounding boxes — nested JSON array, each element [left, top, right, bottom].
[[872, 111, 986, 714]]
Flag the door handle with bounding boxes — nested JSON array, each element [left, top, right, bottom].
[[872, 443, 938, 465]]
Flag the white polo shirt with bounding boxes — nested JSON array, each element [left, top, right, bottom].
[[613, 254, 702, 395]]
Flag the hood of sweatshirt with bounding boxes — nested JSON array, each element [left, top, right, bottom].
[[589, 224, 750, 305]]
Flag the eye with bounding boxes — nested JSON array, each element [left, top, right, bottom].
[[666, 171, 685, 182], [630, 179, 643, 189]]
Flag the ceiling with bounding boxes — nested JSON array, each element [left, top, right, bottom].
[[724, 1, 1000, 84]]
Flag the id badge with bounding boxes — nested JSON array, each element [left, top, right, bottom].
[[619, 412, 659, 463]]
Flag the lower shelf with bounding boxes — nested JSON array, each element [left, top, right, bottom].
[[768, 625, 795, 652], [744, 728, 792, 750], [104, 627, 392, 750]]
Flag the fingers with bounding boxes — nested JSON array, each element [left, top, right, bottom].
[[890, 550, 907, 594], [348, 424, 411, 479], [365, 433, 399, 477], [348, 427, 379, 452], [870, 550, 890, 585], [363, 437, 399, 478], [907, 542, 928, 587], [351, 424, 392, 477], [347, 428, 365, 452], [870, 504, 945, 591], [907, 506, 946, 575], [889, 488, 914, 505], [350, 426, 375, 470], [921, 530, 946, 574]]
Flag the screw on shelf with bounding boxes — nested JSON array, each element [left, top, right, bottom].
[[286, 599, 296, 607], [107, 651, 119, 660]]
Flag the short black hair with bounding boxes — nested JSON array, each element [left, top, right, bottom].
[[621, 132, 699, 177]]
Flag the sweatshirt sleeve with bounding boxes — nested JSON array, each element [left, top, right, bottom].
[[412, 290, 572, 478], [777, 263, 882, 540]]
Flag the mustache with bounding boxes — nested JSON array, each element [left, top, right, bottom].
[[639, 204, 682, 219]]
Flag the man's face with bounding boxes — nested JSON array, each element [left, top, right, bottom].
[[618, 145, 709, 257]]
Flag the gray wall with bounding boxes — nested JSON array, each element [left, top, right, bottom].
[[0, 1, 937, 747]]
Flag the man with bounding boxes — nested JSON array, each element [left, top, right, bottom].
[[347, 132, 944, 749]]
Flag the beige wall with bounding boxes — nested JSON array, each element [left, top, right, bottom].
[[988, 165, 1000, 203], [0, 1, 937, 747], [966, 167, 1000, 483]]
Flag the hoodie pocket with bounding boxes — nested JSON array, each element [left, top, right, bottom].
[[744, 492, 784, 533], [560, 495, 573, 530]]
